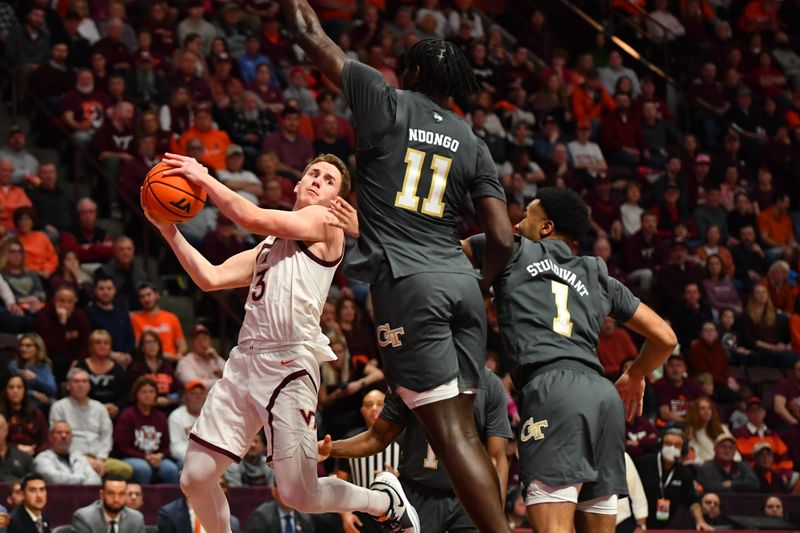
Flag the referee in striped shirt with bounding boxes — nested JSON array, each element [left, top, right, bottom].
[[333, 389, 400, 533]]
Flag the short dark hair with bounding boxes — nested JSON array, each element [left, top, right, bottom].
[[402, 39, 479, 102], [12, 207, 36, 228], [130, 375, 158, 399], [93, 274, 116, 287], [535, 187, 590, 242], [101, 475, 128, 489], [20, 473, 45, 491], [137, 282, 159, 293]]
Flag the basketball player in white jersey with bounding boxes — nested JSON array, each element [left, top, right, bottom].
[[144, 152, 420, 533]]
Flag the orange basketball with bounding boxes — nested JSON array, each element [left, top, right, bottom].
[[141, 161, 207, 224]]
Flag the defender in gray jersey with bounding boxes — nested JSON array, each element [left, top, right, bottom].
[[319, 368, 513, 533], [277, 0, 515, 530], [464, 188, 677, 533]]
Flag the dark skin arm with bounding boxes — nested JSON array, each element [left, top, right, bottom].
[[319, 417, 405, 460], [278, 0, 347, 88], [486, 436, 509, 504], [475, 197, 515, 294]]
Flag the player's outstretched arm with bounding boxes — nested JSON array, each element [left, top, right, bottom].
[[144, 206, 257, 292], [277, 0, 347, 88], [475, 197, 515, 294], [616, 303, 678, 420], [162, 154, 339, 242], [322, 417, 404, 461]]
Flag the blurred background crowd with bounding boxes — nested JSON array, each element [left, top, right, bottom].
[[1, 0, 800, 530]]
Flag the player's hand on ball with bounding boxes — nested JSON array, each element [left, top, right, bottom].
[[317, 434, 332, 462], [327, 197, 359, 237], [614, 371, 645, 422], [162, 153, 212, 187], [140, 187, 175, 234]]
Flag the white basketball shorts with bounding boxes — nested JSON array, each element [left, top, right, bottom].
[[190, 343, 320, 463]]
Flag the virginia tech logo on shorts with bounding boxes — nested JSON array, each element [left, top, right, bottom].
[[376, 323, 405, 348], [300, 409, 317, 430], [520, 418, 548, 442]]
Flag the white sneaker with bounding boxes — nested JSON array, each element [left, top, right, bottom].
[[370, 471, 420, 533]]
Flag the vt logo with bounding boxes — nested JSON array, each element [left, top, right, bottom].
[[169, 197, 191, 213], [300, 409, 317, 429]]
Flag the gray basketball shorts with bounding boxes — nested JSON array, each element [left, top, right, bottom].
[[517, 360, 628, 502], [371, 268, 486, 393]]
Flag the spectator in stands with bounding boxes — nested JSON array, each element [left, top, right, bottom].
[[690, 62, 729, 149], [731, 224, 768, 292], [245, 478, 313, 533], [699, 492, 734, 528], [669, 282, 712, 351], [743, 284, 796, 368], [600, 92, 647, 169], [93, 17, 131, 72], [599, 50, 641, 97], [24, 163, 73, 241], [177, 5, 215, 56], [597, 317, 638, 377], [687, 396, 736, 465], [0, 128, 38, 185], [640, 101, 680, 170], [61, 198, 114, 270], [1, 240, 45, 315], [734, 396, 794, 468], [622, 212, 663, 296], [8, 474, 49, 533], [752, 441, 797, 492], [230, 92, 274, 165], [758, 193, 800, 263], [762, 495, 790, 520], [198, 214, 250, 266], [247, 63, 283, 114], [48, 253, 91, 307], [174, 103, 231, 172], [49, 368, 131, 480], [688, 322, 739, 401], [571, 69, 614, 135], [71, 476, 144, 533], [61, 69, 111, 177], [125, 483, 142, 512], [120, 136, 160, 214], [126, 332, 178, 410], [313, 115, 354, 167], [175, 325, 224, 389], [33, 420, 100, 485], [762, 260, 793, 313], [694, 188, 729, 242], [0, 376, 47, 456], [130, 283, 186, 361], [567, 119, 606, 187], [12, 208, 56, 278], [262, 107, 313, 181], [624, 408, 658, 459], [35, 285, 90, 381], [659, 242, 704, 308], [75, 330, 128, 420], [114, 376, 178, 484], [773, 359, 800, 426], [97, 236, 149, 312], [702, 254, 742, 314], [654, 355, 703, 425], [0, 159, 32, 233], [8, 333, 56, 412], [0, 414, 33, 482], [91, 101, 136, 217], [697, 433, 760, 492], [86, 276, 135, 363], [335, 295, 378, 362], [224, 431, 274, 488], [217, 145, 263, 205], [168, 381, 206, 465], [636, 428, 709, 529], [4, 7, 50, 75]]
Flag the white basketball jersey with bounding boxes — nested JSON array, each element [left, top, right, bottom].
[[238, 236, 341, 362]]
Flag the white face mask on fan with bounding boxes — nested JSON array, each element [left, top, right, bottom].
[[661, 445, 682, 462]]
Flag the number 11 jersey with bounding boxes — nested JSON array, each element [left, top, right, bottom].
[[341, 60, 505, 283]]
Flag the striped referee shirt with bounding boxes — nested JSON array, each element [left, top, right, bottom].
[[343, 438, 401, 488]]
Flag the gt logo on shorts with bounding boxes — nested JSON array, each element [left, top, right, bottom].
[[377, 323, 405, 348], [520, 418, 548, 442]]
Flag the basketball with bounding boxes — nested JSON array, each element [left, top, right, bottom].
[[141, 161, 207, 224]]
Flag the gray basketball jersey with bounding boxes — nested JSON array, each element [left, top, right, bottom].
[[341, 60, 505, 283], [469, 236, 640, 384], [380, 368, 512, 491]]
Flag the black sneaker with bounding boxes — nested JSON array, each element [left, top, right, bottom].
[[370, 471, 420, 533]]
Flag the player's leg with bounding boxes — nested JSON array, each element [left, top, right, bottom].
[[181, 347, 259, 533], [413, 395, 508, 532], [180, 441, 236, 533], [574, 499, 618, 533], [258, 352, 418, 530], [525, 502, 577, 533]]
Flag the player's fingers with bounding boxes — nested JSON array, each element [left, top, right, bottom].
[[636, 399, 643, 417], [353, 516, 363, 527]]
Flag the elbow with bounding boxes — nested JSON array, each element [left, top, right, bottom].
[[661, 326, 678, 353]]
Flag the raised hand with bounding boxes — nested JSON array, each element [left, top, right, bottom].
[[327, 197, 359, 237], [161, 153, 213, 187]]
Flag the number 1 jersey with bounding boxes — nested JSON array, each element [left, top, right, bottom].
[[469, 236, 641, 385], [341, 60, 505, 283]]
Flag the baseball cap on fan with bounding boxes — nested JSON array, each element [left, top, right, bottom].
[[184, 380, 206, 393], [190, 324, 211, 338]]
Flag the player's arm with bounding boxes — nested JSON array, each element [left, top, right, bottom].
[[162, 154, 338, 242], [321, 417, 404, 460], [146, 212, 257, 292], [475, 197, 515, 294], [617, 302, 678, 420], [277, 0, 347, 88], [486, 436, 509, 504]]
